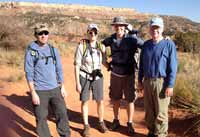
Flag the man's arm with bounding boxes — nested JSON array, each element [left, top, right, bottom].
[[54, 48, 64, 84], [27, 81, 40, 105], [74, 44, 83, 93], [102, 37, 113, 71], [165, 41, 178, 97], [129, 31, 144, 48], [102, 36, 112, 47], [100, 44, 111, 70], [24, 50, 40, 105], [134, 35, 144, 48], [166, 41, 178, 88], [138, 48, 144, 90], [54, 48, 67, 97], [74, 65, 81, 93]]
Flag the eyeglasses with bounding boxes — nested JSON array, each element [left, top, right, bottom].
[[88, 31, 98, 35], [37, 31, 49, 36]]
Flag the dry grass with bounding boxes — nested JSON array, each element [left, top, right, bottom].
[[172, 52, 200, 136], [174, 52, 200, 104], [0, 48, 24, 67], [0, 16, 32, 51]]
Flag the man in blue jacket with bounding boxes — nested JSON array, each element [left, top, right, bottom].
[[24, 23, 70, 137], [138, 17, 177, 137]]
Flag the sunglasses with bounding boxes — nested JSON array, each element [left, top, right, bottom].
[[88, 31, 98, 35], [37, 31, 49, 36]]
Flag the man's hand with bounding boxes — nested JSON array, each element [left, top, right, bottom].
[[76, 83, 82, 93], [31, 91, 40, 105], [61, 86, 67, 98], [137, 82, 144, 97], [165, 87, 173, 97], [137, 82, 144, 91], [164, 36, 171, 40], [107, 57, 112, 63]]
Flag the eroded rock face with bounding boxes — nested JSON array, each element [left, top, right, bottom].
[[0, 2, 150, 43], [0, 1, 200, 44], [0, 2, 144, 19]]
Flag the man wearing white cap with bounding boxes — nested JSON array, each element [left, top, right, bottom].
[[74, 23, 108, 137], [138, 17, 177, 137]]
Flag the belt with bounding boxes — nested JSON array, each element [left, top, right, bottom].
[[144, 77, 164, 81]]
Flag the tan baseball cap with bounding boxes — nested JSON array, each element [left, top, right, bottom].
[[34, 23, 49, 34]]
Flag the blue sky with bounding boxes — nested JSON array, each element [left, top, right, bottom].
[[1, 0, 200, 23]]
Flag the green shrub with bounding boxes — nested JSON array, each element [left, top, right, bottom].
[[174, 32, 200, 53]]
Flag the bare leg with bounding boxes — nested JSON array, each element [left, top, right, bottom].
[[81, 101, 89, 125], [127, 102, 135, 134], [97, 100, 104, 122], [109, 100, 121, 131], [127, 102, 134, 123], [113, 100, 120, 120]]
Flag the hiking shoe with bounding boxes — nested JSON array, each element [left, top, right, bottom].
[[97, 121, 108, 133], [109, 119, 120, 131], [147, 132, 156, 137], [83, 125, 90, 137], [127, 122, 135, 135]]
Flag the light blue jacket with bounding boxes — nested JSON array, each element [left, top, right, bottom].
[[24, 41, 64, 91]]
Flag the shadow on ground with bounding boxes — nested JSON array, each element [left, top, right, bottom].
[[4, 93, 146, 137], [0, 103, 36, 137]]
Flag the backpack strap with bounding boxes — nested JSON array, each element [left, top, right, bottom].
[[48, 44, 56, 65], [27, 43, 57, 67], [81, 39, 103, 71], [82, 39, 103, 55], [27, 46, 40, 67], [96, 41, 104, 53], [82, 39, 90, 57]]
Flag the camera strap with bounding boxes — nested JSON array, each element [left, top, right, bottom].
[[81, 39, 103, 81]]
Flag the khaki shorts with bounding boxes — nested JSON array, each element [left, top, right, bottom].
[[109, 73, 136, 102]]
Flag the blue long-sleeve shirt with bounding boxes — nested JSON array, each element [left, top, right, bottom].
[[138, 39, 177, 88], [24, 41, 64, 91]]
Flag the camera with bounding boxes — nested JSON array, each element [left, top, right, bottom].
[[91, 69, 103, 80]]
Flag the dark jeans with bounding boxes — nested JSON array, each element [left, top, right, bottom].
[[34, 87, 71, 137]]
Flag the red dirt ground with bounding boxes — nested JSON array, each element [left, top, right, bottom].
[[0, 55, 194, 137]]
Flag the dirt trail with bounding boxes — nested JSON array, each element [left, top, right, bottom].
[[0, 55, 191, 137]]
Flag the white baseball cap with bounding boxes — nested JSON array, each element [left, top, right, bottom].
[[150, 17, 164, 28], [87, 23, 99, 32]]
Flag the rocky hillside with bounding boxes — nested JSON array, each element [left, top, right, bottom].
[[0, 2, 147, 19], [0, 2, 200, 47]]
